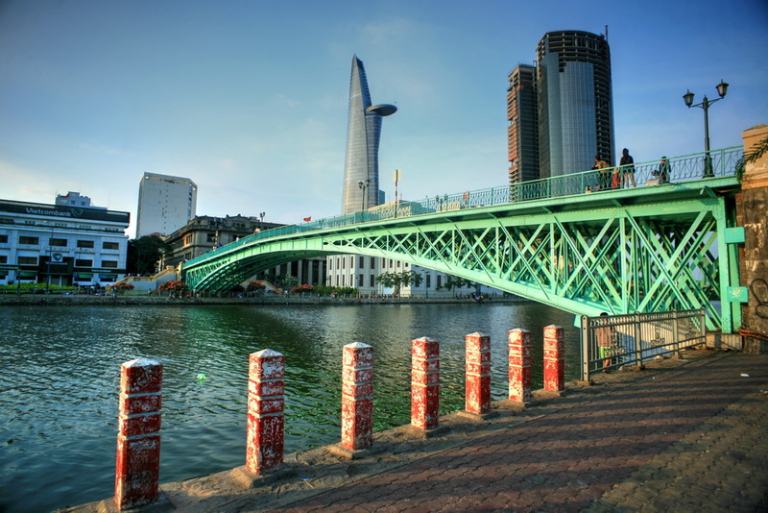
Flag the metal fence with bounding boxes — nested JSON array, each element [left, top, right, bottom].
[[580, 309, 707, 380], [183, 146, 743, 269]]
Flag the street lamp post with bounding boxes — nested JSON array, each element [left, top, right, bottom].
[[425, 270, 430, 299], [358, 180, 370, 211], [259, 212, 266, 231], [45, 222, 54, 294], [683, 80, 729, 178]]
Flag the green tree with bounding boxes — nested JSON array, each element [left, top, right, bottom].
[[440, 276, 476, 296], [127, 235, 172, 275]]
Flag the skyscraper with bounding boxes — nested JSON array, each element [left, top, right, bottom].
[[507, 64, 539, 184], [340, 55, 397, 214], [508, 30, 614, 182], [136, 172, 197, 237]]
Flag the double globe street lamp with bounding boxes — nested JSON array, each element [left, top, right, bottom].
[[683, 80, 729, 178]]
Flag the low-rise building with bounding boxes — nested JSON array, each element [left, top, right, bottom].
[[0, 197, 130, 288]]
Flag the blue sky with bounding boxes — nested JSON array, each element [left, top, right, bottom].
[[1, 0, 766, 238]]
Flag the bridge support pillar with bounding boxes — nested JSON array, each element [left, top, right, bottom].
[[508, 329, 532, 404], [113, 358, 165, 511], [339, 342, 374, 454], [462, 332, 493, 418], [543, 325, 565, 392], [245, 349, 285, 475], [738, 125, 768, 353], [410, 337, 442, 433]]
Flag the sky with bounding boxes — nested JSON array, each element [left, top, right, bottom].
[[1, 0, 767, 238]]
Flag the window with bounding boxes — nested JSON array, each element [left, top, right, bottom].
[[359, 256, 364, 268], [342, 258, 346, 270], [358, 274, 364, 287], [370, 257, 375, 268], [0, 235, 8, 243], [19, 236, 39, 245], [102, 242, 119, 250], [75, 259, 93, 267], [101, 261, 118, 268], [185, 234, 193, 245], [77, 240, 94, 248], [207, 233, 216, 243], [18, 256, 37, 265], [396, 261, 401, 267], [50, 238, 68, 247], [0, 255, 7, 263], [437, 275, 442, 288], [426, 275, 431, 288], [370, 274, 375, 287]]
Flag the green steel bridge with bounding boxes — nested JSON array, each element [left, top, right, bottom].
[[182, 147, 746, 333]]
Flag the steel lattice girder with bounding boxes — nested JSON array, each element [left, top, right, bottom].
[[182, 184, 741, 332]]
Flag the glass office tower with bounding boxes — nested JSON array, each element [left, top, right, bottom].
[[536, 30, 614, 178], [340, 55, 397, 214]]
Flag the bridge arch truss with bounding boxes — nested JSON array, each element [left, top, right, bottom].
[[183, 182, 741, 333]]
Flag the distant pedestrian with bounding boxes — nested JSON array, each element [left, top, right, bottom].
[[659, 156, 672, 183], [592, 155, 610, 191], [619, 148, 636, 188], [596, 312, 613, 372]]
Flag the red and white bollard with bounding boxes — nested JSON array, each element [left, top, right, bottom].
[[543, 325, 565, 392], [246, 349, 285, 475], [340, 342, 374, 452], [508, 329, 532, 403], [465, 332, 491, 415], [115, 358, 163, 510], [411, 337, 440, 431]]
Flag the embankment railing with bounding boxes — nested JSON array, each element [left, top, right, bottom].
[[580, 308, 707, 380]]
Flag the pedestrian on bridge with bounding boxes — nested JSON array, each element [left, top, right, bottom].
[[620, 148, 636, 188], [593, 154, 610, 191], [659, 156, 672, 183]]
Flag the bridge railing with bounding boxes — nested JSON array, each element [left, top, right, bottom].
[[580, 308, 707, 380], [183, 146, 743, 269]]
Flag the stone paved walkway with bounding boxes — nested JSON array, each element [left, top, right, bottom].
[[67, 350, 768, 513]]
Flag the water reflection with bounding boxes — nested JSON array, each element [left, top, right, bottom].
[[0, 302, 578, 513]]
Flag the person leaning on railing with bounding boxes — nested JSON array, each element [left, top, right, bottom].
[[592, 155, 610, 191]]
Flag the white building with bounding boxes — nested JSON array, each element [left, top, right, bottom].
[[136, 172, 197, 237], [0, 198, 130, 288]]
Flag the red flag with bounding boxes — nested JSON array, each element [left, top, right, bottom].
[[303, 216, 311, 222]]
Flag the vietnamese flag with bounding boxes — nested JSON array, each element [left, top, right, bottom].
[[303, 216, 312, 222]]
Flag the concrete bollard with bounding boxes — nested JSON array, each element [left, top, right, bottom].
[[246, 349, 285, 475], [543, 325, 565, 392], [340, 342, 374, 452], [114, 358, 163, 511], [465, 332, 491, 415], [508, 329, 532, 403], [411, 337, 441, 431]]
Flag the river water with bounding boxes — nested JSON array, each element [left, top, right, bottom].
[[0, 301, 579, 512]]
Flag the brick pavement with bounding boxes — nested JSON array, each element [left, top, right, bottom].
[[66, 351, 768, 513], [260, 352, 768, 513]]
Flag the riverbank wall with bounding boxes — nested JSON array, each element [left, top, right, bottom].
[[0, 294, 525, 307]]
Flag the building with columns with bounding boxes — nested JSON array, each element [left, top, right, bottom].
[[163, 214, 326, 288]]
